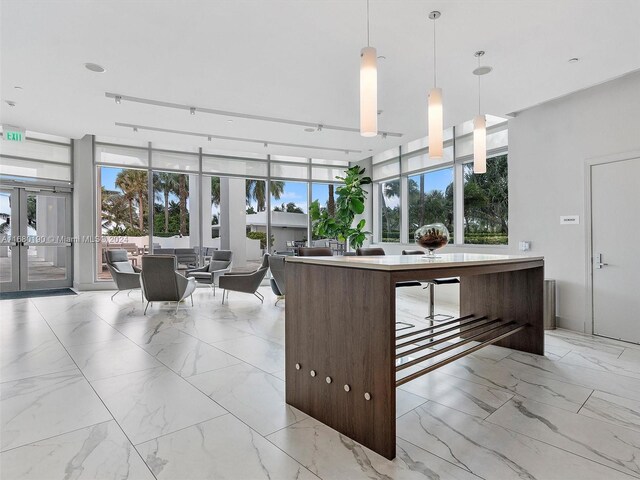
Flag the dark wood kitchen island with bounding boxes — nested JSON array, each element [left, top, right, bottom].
[[284, 253, 544, 459]]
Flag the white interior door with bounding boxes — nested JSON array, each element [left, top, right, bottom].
[[591, 156, 640, 344]]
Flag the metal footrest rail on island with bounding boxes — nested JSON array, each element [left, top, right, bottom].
[[396, 322, 527, 386]]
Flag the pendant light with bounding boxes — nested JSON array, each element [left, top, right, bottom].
[[428, 11, 443, 159], [472, 51, 492, 174], [360, 0, 377, 137]]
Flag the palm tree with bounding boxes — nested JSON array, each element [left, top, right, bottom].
[[175, 174, 189, 236], [155, 172, 179, 233], [115, 169, 148, 232], [115, 171, 136, 228], [246, 180, 285, 211]]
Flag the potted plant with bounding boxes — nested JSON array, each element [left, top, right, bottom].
[[309, 166, 372, 250]]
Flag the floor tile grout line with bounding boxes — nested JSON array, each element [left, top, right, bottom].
[[394, 415, 486, 479], [30, 299, 160, 480], [0, 366, 80, 386], [577, 389, 596, 414], [131, 410, 230, 447], [481, 401, 640, 479], [497, 351, 640, 402], [0, 418, 116, 455]]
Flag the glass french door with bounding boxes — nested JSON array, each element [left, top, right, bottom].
[[0, 186, 73, 292]]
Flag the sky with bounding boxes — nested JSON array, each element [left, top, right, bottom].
[[384, 167, 454, 209]]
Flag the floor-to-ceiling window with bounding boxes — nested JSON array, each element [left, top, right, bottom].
[[407, 167, 454, 242], [98, 165, 149, 280], [380, 179, 401, 243], [371, 115, 507, 246], [270, 180, 307, 253], [463, 154, 508, 245]]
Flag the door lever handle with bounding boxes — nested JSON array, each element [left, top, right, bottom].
[[595, 253, 609, 269]]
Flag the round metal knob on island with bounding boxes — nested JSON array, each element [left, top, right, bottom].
[[344, 384, 351, 392], [310, 370, 316, 377], [364, 392, 372, 401]]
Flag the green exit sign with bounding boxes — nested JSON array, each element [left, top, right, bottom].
[[5, 130, 24, 142]]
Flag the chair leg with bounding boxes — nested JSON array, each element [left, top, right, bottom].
[[144, 301, 150, 315], [111, 290, 119, 301], [221, 290, 226, 305], [254, 291, 264, 303], [190, 294, 194, 306], [212, 283, 216, 297], [175, 301, 180, 313]]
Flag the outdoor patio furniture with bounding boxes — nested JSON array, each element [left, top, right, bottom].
[[151, 247, 199, 268], [140, 255, 197, 314], [105, 249, 141, 300], [186, 250, 233, 296], [219, 253, 270, 304]]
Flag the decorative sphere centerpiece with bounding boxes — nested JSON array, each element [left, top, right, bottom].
[[414, 223, 449, 257]]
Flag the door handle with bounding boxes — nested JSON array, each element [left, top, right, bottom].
[[595, 253, 609, 269]]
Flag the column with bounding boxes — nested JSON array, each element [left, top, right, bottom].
[[220, 177, 247, 267]]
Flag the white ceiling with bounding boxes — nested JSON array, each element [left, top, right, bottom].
[[2, 0, 640, 161]]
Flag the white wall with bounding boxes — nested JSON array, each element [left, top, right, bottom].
[[508, 71, 640, 331]]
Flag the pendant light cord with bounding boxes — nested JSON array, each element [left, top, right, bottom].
[[478, 56, 481, 115], [433, 19, 437, 86], [366, 0, 370, 47]]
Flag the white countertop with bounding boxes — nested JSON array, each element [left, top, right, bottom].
[[286, 253, 543, 271]]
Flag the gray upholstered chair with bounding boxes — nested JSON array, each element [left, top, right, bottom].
[[140, 255, 197, 314], [297, 247, 333, 256], [269, 255, 286, 305], [105, 249, 141, 300], [186, 250, 233, 295], [219, 253, 270, 304]]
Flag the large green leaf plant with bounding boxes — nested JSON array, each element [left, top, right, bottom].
[[309, 166, 372, 250]]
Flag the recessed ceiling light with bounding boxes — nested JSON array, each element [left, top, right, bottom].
[[568, 57, 580, 63], [13, 86, 23, 90], [304, 127, 315, 132], [377, 110, 383, 115], [84, 63, 106, 73], [227, 119, 233, 123], [6, 100, 16, 107]]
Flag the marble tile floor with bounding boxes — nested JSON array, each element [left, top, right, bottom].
[[1, 286, 640, 479]]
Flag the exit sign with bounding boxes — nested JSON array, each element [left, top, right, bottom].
[[4, 130, 24, 142]]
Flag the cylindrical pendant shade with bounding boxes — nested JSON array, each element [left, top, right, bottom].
[[360, 46, 378, 137], [428, 87, 443, 158], [473, 114, 486, 174]]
